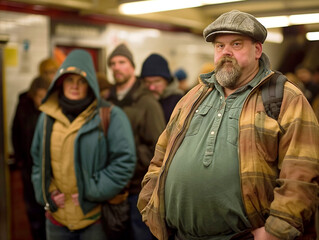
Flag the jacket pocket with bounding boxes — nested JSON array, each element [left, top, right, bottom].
[[254, 111, 279, 162], [186, 105, 211, 136], [227, 109, 239, 146]]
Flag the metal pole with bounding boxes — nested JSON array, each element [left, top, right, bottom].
[[0, 34, 9, 240]]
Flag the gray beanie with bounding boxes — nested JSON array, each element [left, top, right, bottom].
[[107, 43, 135, 68], [203, 10, 267, 43]]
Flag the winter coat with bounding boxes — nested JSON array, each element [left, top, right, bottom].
[[12, 91, 41, 172], [159, 79, 184, 123], [137, 54, 319, 240], [108, 79, 166, 194], [31, 50, 136, 229]]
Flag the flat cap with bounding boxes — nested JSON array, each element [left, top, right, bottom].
[[203, 10, 267, 43]]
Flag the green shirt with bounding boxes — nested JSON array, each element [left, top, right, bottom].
[[165, 69, 263, 240]]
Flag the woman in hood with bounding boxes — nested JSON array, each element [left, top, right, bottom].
[[31, 49, 136, 239]]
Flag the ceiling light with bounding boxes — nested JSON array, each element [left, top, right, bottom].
[[306, 31, 319, 41], [289, 13, 319, 25], [265, 30, 284, 43], [256, 16, 289, 28], [119, 0, 246, 15], [119, 0, 200, 15], [257, 13, 319, 29]]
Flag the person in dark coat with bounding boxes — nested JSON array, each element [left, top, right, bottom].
[[107, 43, 165, 240], [11, 76, 51, 240], [141, 53, 184, 123]]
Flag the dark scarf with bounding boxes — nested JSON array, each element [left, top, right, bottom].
[[58, 89, 95, 122]]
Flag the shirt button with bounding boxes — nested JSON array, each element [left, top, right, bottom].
[[218, 113, 222, 117], [195, 109, 199, 113], [211, 131, 215, 135], [220, 96, 223, 99]]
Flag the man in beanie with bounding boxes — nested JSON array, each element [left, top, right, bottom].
[[107, 43, 166, 240], [141, 53, 184, 123], [138, 10, 319, 240]]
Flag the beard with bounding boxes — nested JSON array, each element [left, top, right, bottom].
[[215, 56, 242, 89], [113, 71, 130, 86]]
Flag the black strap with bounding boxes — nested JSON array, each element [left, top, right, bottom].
[[261, 71, 287, 120]]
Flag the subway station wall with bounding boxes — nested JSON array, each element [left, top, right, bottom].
[[1, 10, 283, 155]]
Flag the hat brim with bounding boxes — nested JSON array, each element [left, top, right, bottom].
[[205, 30, 244, 42]]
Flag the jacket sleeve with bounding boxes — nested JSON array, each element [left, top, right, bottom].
[[265, 85, 319, 239], [83, 106, 137, 201], [137, 98, 182, 221], [30, 113, 45, 206]]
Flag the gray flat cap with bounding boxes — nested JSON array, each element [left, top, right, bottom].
[[203, 10, 267, 43]]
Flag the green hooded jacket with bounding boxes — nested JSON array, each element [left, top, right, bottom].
[[31, 49, 136, 215]]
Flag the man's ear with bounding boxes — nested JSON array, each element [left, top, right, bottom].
[[255, 42, 263, 59]]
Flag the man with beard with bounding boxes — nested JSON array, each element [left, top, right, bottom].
[[107, 43, 166, 240], [138, 10, 319, 240]]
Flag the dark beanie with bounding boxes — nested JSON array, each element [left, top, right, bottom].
[[140, 53, 173, 83], [107, 43, 135, 67], [174, 68, 187, 81]]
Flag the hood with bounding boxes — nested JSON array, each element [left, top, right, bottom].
[[42, 49, 100, 105], [199, 52, 271, 86]]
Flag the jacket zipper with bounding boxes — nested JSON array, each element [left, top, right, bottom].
[[42, 115, 50, 210]]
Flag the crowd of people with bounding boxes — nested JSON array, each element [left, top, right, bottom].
[[11, 9, 318, 240]]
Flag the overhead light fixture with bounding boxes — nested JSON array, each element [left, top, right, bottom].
[[266, 29, 284, 43], [119, 0, 245, 15], [257, 13, 319, 29], [306, 31, 319, 41], [289, 13, 319, 25], [256, 16, 289, 28]]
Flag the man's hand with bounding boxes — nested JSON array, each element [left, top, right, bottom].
[[252, 227, 280, 240], [51, 190, 65, 208]]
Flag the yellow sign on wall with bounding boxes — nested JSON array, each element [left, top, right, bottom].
[[4, 47, 18, 67]]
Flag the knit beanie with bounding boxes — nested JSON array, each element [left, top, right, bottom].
[[174, 68, 187, 81], [107, 43, 135, 68], [140, 53, 173, 83]]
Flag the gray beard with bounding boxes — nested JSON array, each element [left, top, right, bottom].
[[215, 57, 241, 89]]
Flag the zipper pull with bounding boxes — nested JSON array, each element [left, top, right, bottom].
[[44, 203, 50, 211]]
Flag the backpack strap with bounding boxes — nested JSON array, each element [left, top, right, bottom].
[[99, 106, 113, 136], [261, 71, 287, 121]]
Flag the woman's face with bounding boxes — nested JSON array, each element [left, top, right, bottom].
[[62, 74, 89, 100]]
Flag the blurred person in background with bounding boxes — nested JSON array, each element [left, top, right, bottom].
[[31, 49, 136, 240], [11, 75, 51, 240], [284, 72, 305, 92], [141, 53, 184, 123], [96, 71, 114, 99], [313, 66, 319, 85], [311, 66, 319, 121], [294, 64, 319, 104], [107, 43, 165, 240], [11, 57, 58, 240], [174, 68, 189, 94], [39, 58, 59, 83]]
